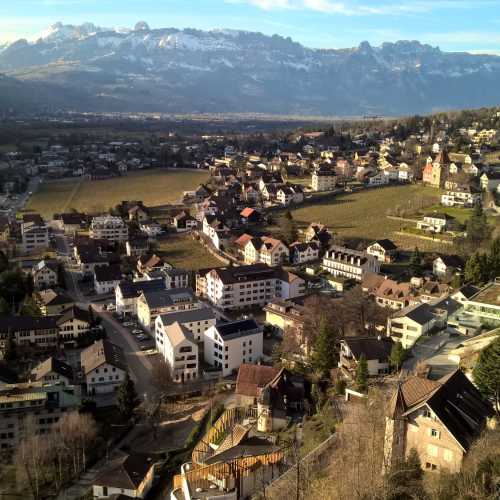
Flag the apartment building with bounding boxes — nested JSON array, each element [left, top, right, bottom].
[[155, 321, 199, 383], [155, 307, 217, 344], [31, 357, 73, 385], [57, 306, 92, 341], [0, 315, 59, 354], [0, 383, 80, 449], [137, 288, 201, 332], [387, 303, 437, 349], [115, 278, 166, 315], [204, 319, 263, 377], [90, 215, 129, 242], [289, 241, 319, 264], [21, 221, 49, 253], [441, 187, 481, 208], [322, 245, 380, 282], [366, 239, 398, 263], [200, 264, 306, 311], [312, 167, 336, 191]]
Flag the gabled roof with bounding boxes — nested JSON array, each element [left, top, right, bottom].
[[56, 306, 92, 326], [94, 264, 122, 283], [116, 279, 165, 299], [391, 370, 493, 451], [164, 321, 196, 347], [392, 302, 434, 325], [215, 318, 261, 341], [81, 339, 127, 374], [236, 363, 280, 398], [343, 336, 393, 362], [32, 357, 73, 381], [36, 289, 74, 307], [0, 315, 58, 333], [140, 288, 195, 309], [94, 453, 158, 490], [370, 239, 397, 251]]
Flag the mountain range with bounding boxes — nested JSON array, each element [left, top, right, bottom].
[[1, 21, 500, 116]]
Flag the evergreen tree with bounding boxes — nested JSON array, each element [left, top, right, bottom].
[[409, 247, 422, 277], [3, 331, 17, 362], [116, 373, 137, 419], [473, 337, 500, 416], [355, 354, 368, 392], [389, 342, 406, 372], [279, 211, 298, 244], [465, 203, 490, 246], [19, 296, 41, 316], [488, 237, 500, 279], [312, 316, 337, 377], [388, 447, 426, 499], [0, 296, 10, 315]]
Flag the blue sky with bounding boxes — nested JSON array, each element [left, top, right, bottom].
[[1, 0, 499, 54]]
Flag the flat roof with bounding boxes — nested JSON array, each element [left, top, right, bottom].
[[468, 282, 500, 307]]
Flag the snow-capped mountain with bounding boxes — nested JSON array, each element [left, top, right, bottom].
[[1, 22, 500, 115]]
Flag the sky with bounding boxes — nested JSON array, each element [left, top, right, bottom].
[[0, 0, 499, 54]]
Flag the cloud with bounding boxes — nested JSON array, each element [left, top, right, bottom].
[[228, 0, 499, 16]]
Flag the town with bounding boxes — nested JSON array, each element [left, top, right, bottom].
[[0, 106, 499, 500]]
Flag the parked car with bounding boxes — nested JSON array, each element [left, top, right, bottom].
[[137, 334, 147, 341], [132, 329, 143, 335]]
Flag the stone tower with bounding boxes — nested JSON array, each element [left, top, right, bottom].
[[257, 385, 273, 433]]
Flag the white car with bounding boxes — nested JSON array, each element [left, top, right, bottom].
[[132, 329, 143, 335]]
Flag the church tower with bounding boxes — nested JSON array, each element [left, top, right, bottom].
[[383, 383, 407, 474]]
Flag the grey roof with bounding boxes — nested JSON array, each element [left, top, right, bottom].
[[157, 307, 216, 326], [56, 306, 92, 326], [32, 357, 73, 381], [94, 265, 122, 282], [140, 288, 195, 309], [0, 315, 59, 333], [116, 279, 165, 299], [343, 336, 393, 362], [392, 303, 435, 325], [215, 318, 261, 341], [81, 339, 127, 374]]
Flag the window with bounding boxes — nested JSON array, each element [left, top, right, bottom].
[[443, 449, 453, 462], [425, 462, 437, 471], [430, 429, 440, 439]]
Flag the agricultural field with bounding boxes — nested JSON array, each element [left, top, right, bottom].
[[25, 169, 209, 218], [287, 184, 461, 253], [156, 234, 223, 270]]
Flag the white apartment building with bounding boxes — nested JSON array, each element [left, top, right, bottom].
[[80, 340, 127, 395], [137, 288, 202, 332], [90, 215, 129, 242], [387, 303, 436, 349], [21, 222, 49, 253], [115, 279, 166, 315], [204, 319, 263, 377], [31, 260, 58, 290], [155, 321, 199, 383], [312, 168, 336, 192], [155, 308, 217, 344], [441, 189, 481, 208], [201, 264, 306, 311], [322, 245, 380, 282]]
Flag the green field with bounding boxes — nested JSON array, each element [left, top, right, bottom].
[[26, 169, 209, 218], [288, 184, 457, 252], [156, 234, 223, 270]]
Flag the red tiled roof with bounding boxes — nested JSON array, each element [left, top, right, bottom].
[[235, 364, 280, 398]]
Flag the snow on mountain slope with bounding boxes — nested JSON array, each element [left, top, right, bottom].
[[1, 22, 500, 116]]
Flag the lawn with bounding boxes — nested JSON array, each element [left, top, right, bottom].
[[26, 169, 209, 218], [287, 184, 456, 253], [156, 234, 223, 270]]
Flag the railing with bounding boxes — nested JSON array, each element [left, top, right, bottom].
[[191, 406, 259, 465]]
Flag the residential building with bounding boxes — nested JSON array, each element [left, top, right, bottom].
[[21, 221, 49, 253], [366, 239, 398, 263], [137, 288, 201, 332], [31, 260, 59, 290], [155, 321, 199, 383], [93, 265, 122, 294], [57, 306, 92, 341], [200, 264, 306, 310], [304, 222, 331, 247], [322, 245, 380, 282], [80, 339, 127, 395], [373, 278, 417, 310], [126, 235, 149, 257], [204, 319, 263, 377], [0, 383, 80, 449], [441, 187, 481, 208], [74, 246, 109, 276], [36, 289, 74, 316], [90, 216, 128, 242], [115, 279, 166, 315], [387, 303, 437, 349], [289, 241, 319, 264], [463, 280, 500, 324], [56, 212, 87, 234], [384, 370, 492, 474], [263, 298, 305, 335], [244, 236, 289, 266], [0, 315, 59, 354], [173, 211, 197, 232], [433, 255, 463, 279], [339, 336, 393, 377], [93, 452, 158, 499], [276, 185, 304, 206], [480, 171, 500, 191], [155, 308, 217, 344], [312, 166, 336, 191], [417, 213, 452, 233], [31, 357, 73, 385]]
